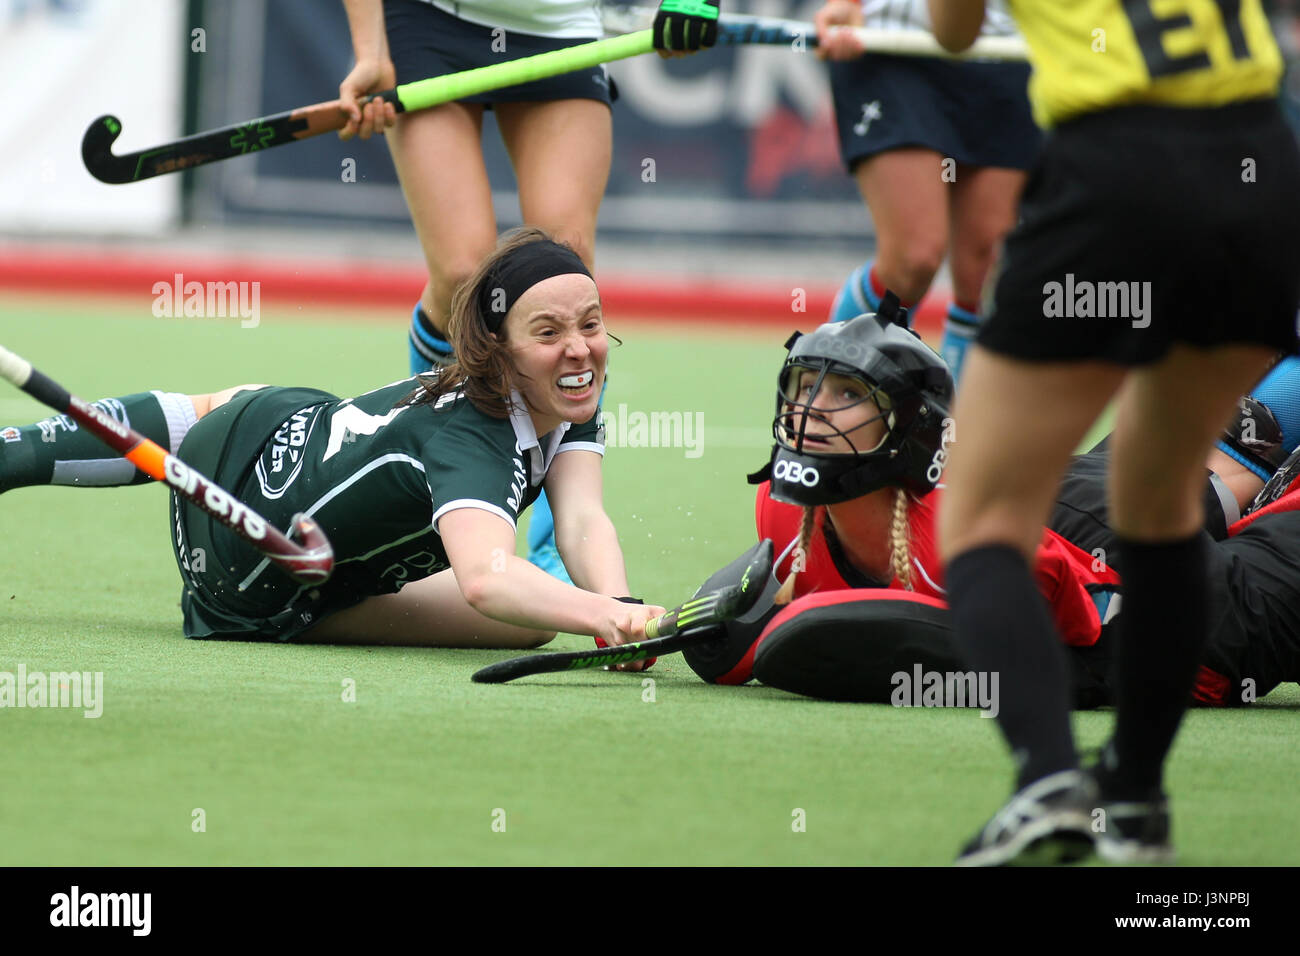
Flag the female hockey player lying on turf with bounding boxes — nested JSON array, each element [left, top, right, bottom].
[[684, 301, 1300, 707], [0, 229, 663, 663]]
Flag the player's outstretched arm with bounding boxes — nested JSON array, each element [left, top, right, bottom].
[[439, 508, 667, 651], [544, 450, 666, 671], [543, 449, 631, 597], [927, 0, 986, 53]]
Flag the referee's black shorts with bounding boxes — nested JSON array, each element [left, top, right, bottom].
[[383, 0, 616, 107], [981, 99, 1300, 365]]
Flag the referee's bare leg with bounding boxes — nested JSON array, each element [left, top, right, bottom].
[[1104, 343, 1275, 796], [940, 342, 1274, 803]]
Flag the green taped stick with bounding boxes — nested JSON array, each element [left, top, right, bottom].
[[82, 30, 653, 185], [471, 540, 774, 685], [397, 30, 651, 111]]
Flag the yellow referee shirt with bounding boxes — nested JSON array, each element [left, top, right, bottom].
[[1006, 0, 1283, 126]]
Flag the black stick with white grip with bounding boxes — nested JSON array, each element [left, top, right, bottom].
[[0, 345, 334, 586], [471, 539, 774, 684]]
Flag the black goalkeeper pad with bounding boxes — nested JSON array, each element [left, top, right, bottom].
[[682, 539, 782, 684], [752, 591, 966, 702]]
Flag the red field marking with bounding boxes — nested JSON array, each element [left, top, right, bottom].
[[0, 247, 949, 336]]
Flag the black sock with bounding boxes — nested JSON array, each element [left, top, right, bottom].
[[946, 545, 1077, 790], [0, 391, 192, 492], [1105, 533, 1208, 799]]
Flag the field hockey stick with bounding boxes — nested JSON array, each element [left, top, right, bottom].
[[0, 345, 335, 585], [471, 539, 774, 684], [603, 6, 1028, 60], [82, 30, 654, 185]]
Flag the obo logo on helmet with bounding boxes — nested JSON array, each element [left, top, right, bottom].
[[926, 417, 956, 486], [773, 459, 820, 487]]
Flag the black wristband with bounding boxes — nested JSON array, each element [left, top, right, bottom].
[[615, 596, 644, 604]]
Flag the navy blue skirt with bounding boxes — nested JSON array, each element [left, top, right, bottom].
[[383, 0, 615, 106], [830, 53, 1039, 171]]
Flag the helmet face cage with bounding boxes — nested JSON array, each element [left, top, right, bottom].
[[775, 360, 894, 458], [764, 315, 954, 507]]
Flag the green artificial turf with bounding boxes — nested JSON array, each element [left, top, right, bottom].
[[0, 294, 1294, 866]]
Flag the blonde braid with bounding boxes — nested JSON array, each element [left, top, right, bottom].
[[775, 506, 818, 605], [889, 488, 913, 591]]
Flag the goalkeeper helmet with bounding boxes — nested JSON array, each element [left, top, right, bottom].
[[763, 296, 955, 506]]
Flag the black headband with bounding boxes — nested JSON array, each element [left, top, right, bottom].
[[477, 240, 593, 333]]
